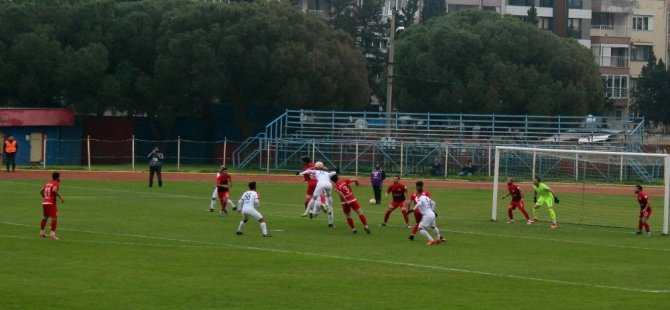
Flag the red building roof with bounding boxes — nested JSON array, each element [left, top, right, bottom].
[[0, 108, 75, 127]]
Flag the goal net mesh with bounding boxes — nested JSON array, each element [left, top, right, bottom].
[[492, 147, 668, 234]]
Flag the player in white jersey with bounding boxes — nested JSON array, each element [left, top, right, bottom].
[[411, 195, 444, 246], [298, 161, 337, 227], [235, 182, 271, 237]]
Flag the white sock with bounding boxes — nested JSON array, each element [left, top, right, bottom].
[[210, 198, 217, 209], [237, 221, 246, 232], [227, 199, 235, 209], [433, 227, 441, 239], [260, 222, 268, 235], [327, 213, 334, 225], [419, 229, 433, 241], [313, 200, 322, 213]]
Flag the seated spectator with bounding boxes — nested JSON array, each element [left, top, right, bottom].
[[430, 158, 443, 176], [458, 161, 474, 176]]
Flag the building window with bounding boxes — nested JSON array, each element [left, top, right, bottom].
[[568, 0, 583, 9], [539, 0, 553, 8], [602, 75, 629, 99], [568, 19, 581, 38], [632, 16, 652, 31], [592, 13, 614, 28], [631, 45, 653, 61], [539, 17, 553, 31], [508, 0, 533, 6]]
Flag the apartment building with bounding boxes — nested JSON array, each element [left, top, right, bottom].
[[295, 0, 668, 117]]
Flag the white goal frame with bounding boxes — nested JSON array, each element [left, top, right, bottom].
[[491, 146, 670, 235]]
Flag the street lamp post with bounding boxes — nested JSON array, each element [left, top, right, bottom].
[[386, 8, 397, 130]]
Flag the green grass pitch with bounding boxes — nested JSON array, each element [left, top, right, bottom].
[[1, 178, 669, 308]]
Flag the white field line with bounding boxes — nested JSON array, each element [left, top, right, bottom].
[[0, 230, 667, 294]]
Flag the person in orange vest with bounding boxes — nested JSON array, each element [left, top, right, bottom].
[[3, 135, 17, 172]]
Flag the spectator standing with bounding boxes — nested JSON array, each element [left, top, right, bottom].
[[370, 163, 386, 204], [4, 135, 18, 172], [148, 147, 164, 187]]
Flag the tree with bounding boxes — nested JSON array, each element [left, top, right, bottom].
[[526, 3, 539, 26], [632, 53, 670, 126], [421, 0, 445, 23], [329, 0, 387, 105], [0, 0, 369, 138], [399, 0, 420, 27], [393, 10, 604, 115]]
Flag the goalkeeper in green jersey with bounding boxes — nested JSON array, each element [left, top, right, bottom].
[[531, 176, 559, 229]]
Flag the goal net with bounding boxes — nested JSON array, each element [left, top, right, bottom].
[[491, 146, 669, 235]]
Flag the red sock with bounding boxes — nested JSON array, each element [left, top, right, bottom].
[[519, 207, 530, 220], [50, 218, 57, 232], [638, 220, 643, 231], [644, 223, 650, 232], [507, 207, 514, 220], [383, 210, 391, 223], [401, 209, 409, 224], [40, 219, 47, 230], [358, 214, 368, 226], [346, 217, 355, 229], [411, 224, 419, 234]]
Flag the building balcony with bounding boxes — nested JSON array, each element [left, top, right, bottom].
[[591, 0, 634, 13], [590, 25, 629, 37], [595, 55, 629, 68]]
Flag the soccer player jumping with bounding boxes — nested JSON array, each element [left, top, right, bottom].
[[531, 176, 559, 229], [501, 178, 531, 224], [634, 185, 652, 236]]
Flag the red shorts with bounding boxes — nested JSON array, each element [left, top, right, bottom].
[[306, 180, 317, 197], [640, 208, 652, 218], [42, 203, 58, 217], [413, 208, 422, 223], [509, 200, 524, 209], [342, 200, 362, 214], [217, 191, 230, 201], [388, 201, 406, 210]]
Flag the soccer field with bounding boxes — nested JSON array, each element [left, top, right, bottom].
[[1, 176, 669, 308]]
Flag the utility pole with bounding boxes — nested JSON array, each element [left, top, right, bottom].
[[385, 8, 396, 130]]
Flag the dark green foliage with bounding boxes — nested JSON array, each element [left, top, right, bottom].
[[0, 0, 369, 137], [632, 53, 670, 127], [421, 0, 446, 23], [526, 3, 539, 26], [329, 0, 386, 103], [394, 10, 604, 115]]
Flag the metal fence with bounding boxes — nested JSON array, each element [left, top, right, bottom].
[[230, 109, 647, 178]]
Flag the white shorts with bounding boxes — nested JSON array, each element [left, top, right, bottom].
[[419, 213, 436, 230], [242, 207, 263, 221], [313, 181, 332, 199]]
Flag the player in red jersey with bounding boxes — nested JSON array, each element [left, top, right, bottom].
[[299, 156, 317, 216], [635, 185, 652, 236], [331, 175, 370, 234], [407, 181, 441, 241], [501, 178, 531, 224], [298, 156, 326, 217], [40, 172, 64, 240], [216, 166, 234, 216], [381, 176, 409, 227]]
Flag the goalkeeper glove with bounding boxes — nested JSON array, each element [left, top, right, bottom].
[[533, 195, 537, 203], [554, 196, 559, 204], [295, 172, 300, 175]]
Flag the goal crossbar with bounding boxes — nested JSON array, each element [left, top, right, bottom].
[[491, 146, 670, 235]]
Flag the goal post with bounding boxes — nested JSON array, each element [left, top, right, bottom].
[[491, 146, 670, 235]]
